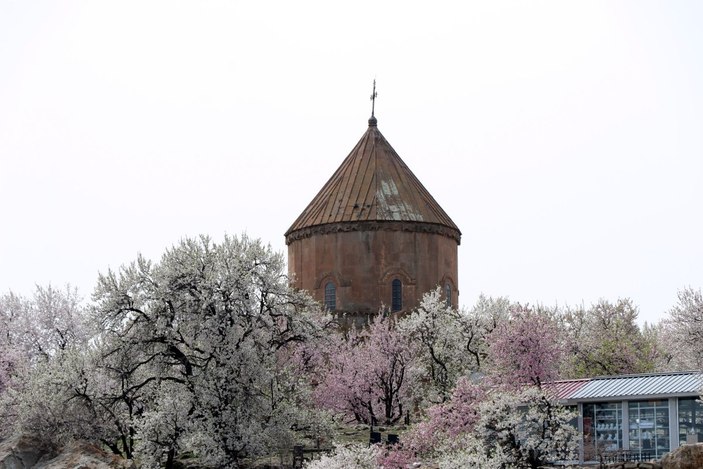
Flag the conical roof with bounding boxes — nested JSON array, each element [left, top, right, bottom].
[[285, 117, 461, 244]]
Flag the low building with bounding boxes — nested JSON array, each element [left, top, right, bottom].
[[554, 371, 703, 464]]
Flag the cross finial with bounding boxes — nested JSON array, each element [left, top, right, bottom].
[[368, 80, 378, 126]]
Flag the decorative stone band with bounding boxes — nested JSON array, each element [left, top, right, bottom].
[[285, 220, 462, 245]]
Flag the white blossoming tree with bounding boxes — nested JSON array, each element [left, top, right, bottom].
[[303, 443, 380, 469], [658, 287, 703, 370], [1, 235, 325, 468], [561, 298, 658, 377], [398, 290, 509, 404], [468, 388, 579, 468], [414, 388, 579, 469], [0, 285, 93, 442], [90, 234, 323, 468]]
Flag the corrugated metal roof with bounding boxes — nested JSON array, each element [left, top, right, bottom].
[[546, 379, 590, 401], [285, 118, 461, 242], [567, 372, 703, 400]]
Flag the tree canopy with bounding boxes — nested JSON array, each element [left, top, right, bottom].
[[0, 236, 697, 468], [1, 235, 324, 468]]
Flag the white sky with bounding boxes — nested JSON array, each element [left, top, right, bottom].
[[1, 1, 701, 325]]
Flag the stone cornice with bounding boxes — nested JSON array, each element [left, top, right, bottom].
[[285, 221, 461, 245]]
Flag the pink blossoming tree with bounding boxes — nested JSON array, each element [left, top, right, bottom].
[[312, 313, 418, 426], [486, 304, 565, 389]]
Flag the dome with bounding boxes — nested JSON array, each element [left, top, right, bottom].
[[285, 119, 461, 245]]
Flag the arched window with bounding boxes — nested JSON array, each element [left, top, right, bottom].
[[391, 279, 402, 312], [324, 282, 336, 310], [445, 283, 452, 307]]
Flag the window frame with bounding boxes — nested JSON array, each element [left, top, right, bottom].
[[391, 278, 402, 312], [324, 282, 336, 310], [445, 283, 452, 307]]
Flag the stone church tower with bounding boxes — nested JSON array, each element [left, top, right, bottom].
[[285, 110, 461, 315]]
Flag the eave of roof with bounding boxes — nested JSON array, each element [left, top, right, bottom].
[[544, 379, 590, 401], [556, 371, 703, 402]]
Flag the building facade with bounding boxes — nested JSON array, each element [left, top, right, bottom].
[[285, 114, 461, 315], [554, 371, 703, 464]]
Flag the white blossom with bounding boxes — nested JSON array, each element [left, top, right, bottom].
[[304, 443, 381, 469]]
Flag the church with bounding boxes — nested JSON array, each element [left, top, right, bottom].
[[285, 92, 461, 316]]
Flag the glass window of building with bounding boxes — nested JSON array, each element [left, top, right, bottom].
[[391, 279, 402, 312], [444, 283, 452, 307], [582, 402, 622, 461], [678, 397, 703, 445], [628, 400, 670, 459], [324, 282, 336, 310]]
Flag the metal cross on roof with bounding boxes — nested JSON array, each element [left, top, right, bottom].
[[370, 79, 377, 118]]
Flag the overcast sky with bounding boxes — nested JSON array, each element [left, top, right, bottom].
[[1, 1, 701, 324]]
